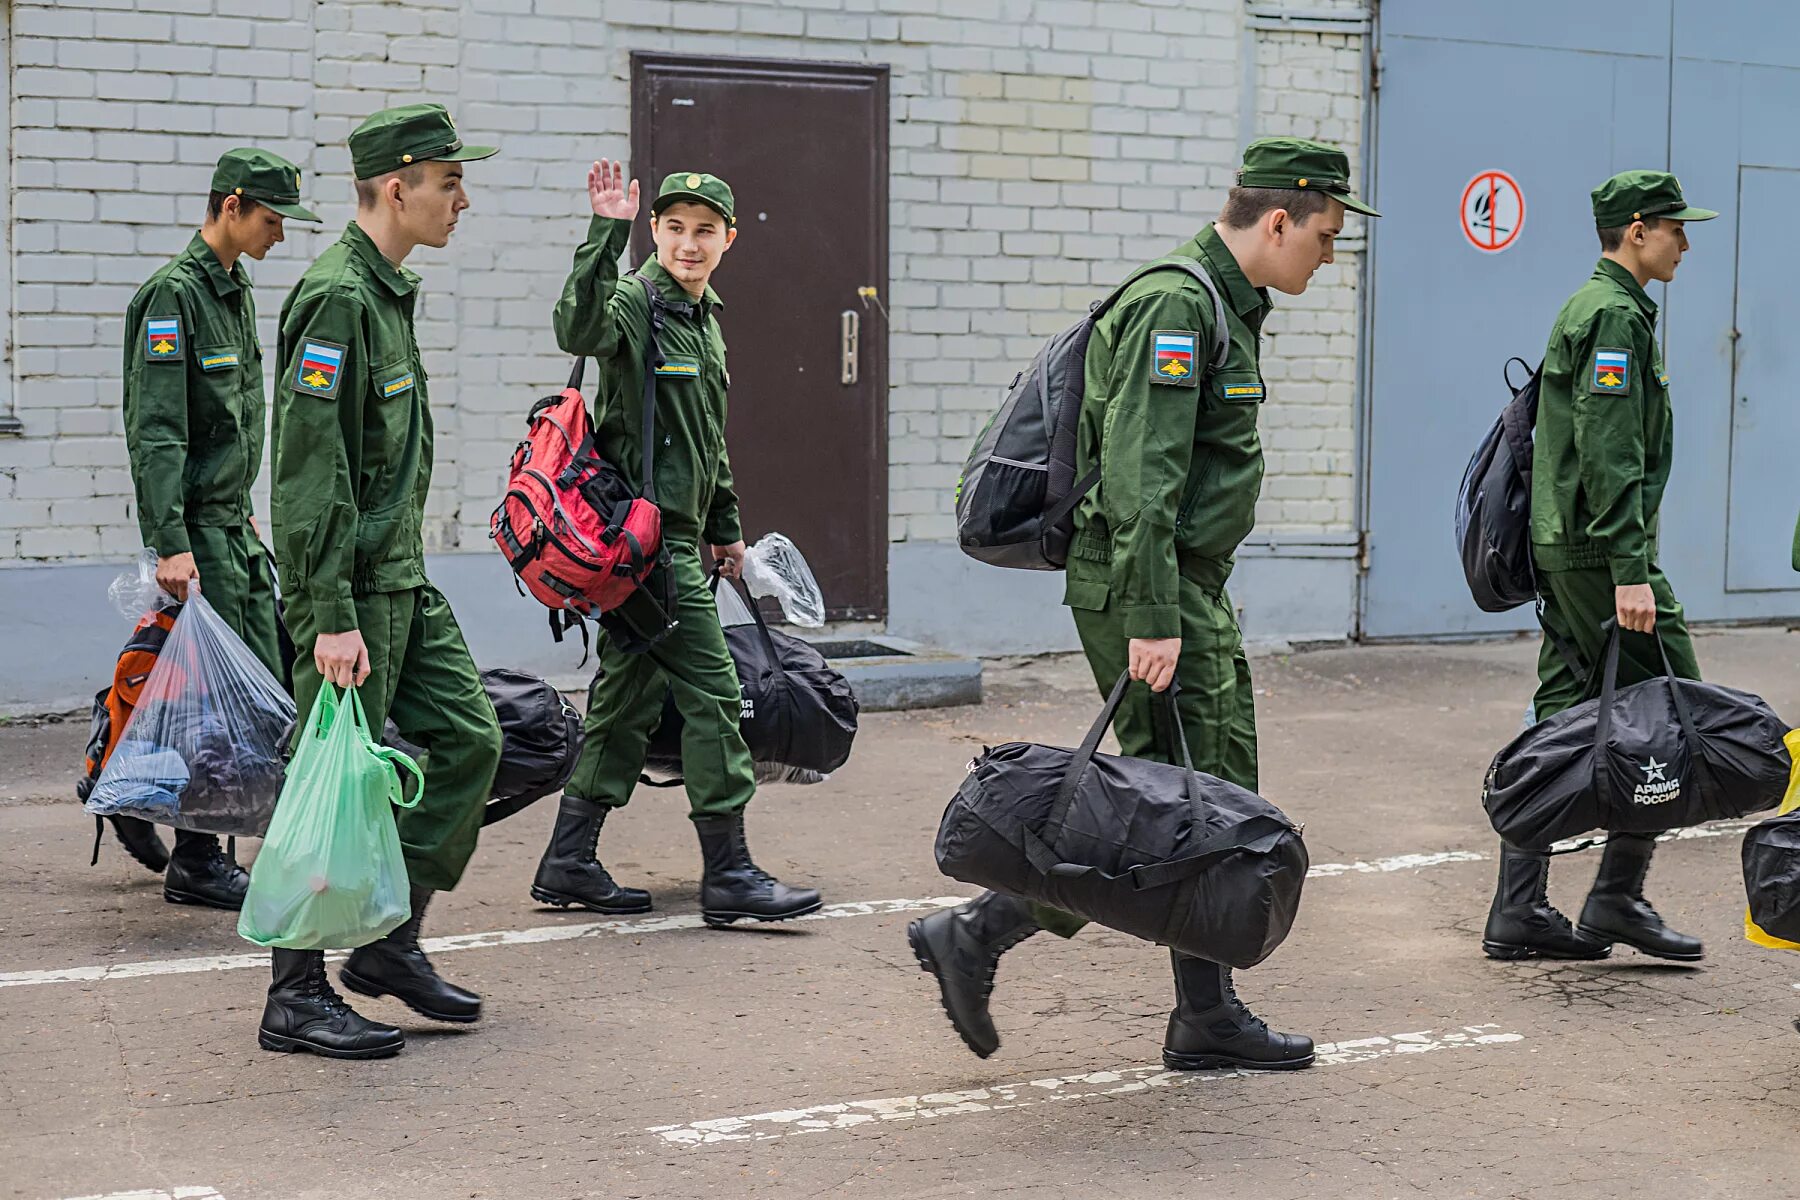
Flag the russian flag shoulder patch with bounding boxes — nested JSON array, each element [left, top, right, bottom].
[[145, 316, 182, 363], [1150, 329, 1199, 387], [292, 337, 348, 399], [1590, 347, 1630, 394]]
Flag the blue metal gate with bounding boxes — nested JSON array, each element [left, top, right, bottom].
[[1360, 1, 1800, 636]]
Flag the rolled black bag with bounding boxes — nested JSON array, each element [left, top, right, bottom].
[[1744, 801, 1800, 944], [383, 668, 581, 827], [642, 571, 858, 785], [933, 673, 1308, 969], [1483, 622, 1789, 849]]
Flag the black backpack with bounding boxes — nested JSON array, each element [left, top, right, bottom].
[[1456, 357, 1542, 612], [954, 258, 1229, 570]]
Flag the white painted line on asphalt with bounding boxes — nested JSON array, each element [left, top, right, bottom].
[[1306, 818, 1759, 879], [647, 1023, 1527, 1146], [4, 819, 1762, 993], [58, 1189, 224, 1200], [0, 897, 972, 991]]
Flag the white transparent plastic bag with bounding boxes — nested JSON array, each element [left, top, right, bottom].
[[740, 533, 826, 628], [85, 586, 297, 835], [109, 549, 170, 622]]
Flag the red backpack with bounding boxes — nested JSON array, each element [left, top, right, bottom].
[[492, 275, 679, 655]]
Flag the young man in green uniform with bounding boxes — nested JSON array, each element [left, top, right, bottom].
[[1481, 171, 1716, 965], [910, 138, 1376, 1070], [529, 161, 821, 926], [120, 148, 320, 909], [264, 104, 503, 1059]]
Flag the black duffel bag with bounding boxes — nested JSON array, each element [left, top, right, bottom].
[[933, 673, 1308, 968], [1744, 797, 1800, 944], [384, 668, 581, 827], [1483, 623, 1789, 848], [643, 571, 858, 784]]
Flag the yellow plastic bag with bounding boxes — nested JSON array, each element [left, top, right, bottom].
[[1745, 729, 1800, 949]]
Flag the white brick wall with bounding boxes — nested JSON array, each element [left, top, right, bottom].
[[0, 0, 1369, 568]]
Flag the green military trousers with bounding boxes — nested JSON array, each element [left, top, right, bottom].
[[564, 548, 756, 819], [286, 585, 502, 892], [1533, 565, 1701, 722], [188, 523, 284, 682], [1033, 563, 1261, 938]]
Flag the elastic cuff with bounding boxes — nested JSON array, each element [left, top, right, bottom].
[[145, 527, 191, 557], [1121, 604, 1181, 640], [1608, 557, 1650, 586]]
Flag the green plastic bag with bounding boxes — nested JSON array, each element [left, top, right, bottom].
[[238, 684, 423, 950]]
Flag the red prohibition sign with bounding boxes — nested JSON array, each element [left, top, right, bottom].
[[1460, 169, 1525, 254]]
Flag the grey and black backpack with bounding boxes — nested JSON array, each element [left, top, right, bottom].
[[954, 258, 1229, 570]]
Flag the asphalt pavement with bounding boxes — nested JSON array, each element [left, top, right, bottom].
[[6, 628, 1800, 1200]]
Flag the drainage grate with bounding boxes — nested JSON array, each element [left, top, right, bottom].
[[810, 639, 913, 659]]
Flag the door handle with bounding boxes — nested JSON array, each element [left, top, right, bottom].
[[840, 310, 860, 385]]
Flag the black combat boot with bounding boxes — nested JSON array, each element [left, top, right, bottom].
[[99, 815, 170, 872], [340, 886, 482, 1023], [163, 830, 249, 910], [906, 891, 1040, 1058], [1482, 842, 1612, 960], [1578, 833, 1703, 961], [693, 812, 822, 926], [529, 796, 652, 914], [259, 948, 404, 1060], [1164, 952, 1315, 1071]]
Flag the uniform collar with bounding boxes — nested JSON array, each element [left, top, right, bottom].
[[637, 257, 723, 313], [1594, 257, 1657, 318], [185, 231, 248, 298], [343, 221, 421, 297], [1191, 225, 1271, 320]]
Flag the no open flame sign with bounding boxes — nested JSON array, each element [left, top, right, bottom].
[[1461, 169, 1524, 254]]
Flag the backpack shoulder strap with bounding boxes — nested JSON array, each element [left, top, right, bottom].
[[1089, 257, 1230, 372], [627, 272, 668, 505]]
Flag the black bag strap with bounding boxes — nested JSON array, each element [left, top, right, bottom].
[[629, 272, 686, 507], [1034, 812, 1294, 891], [1535, 599, 1586, 681], [1589, 617, 1720, 811], [1057, 260, 1232, 522], [707, 562, 783, 665], [1020, 672, 1202, 863], [1090, 259, 1231, 371]]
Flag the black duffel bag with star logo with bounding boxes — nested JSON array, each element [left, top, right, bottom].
[[1482, 621, 1789, 849]]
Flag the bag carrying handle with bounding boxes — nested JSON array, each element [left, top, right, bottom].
[[707, 561, 782, 664], [1589, 617, 1721, 817], [325, 685, 424, 811]]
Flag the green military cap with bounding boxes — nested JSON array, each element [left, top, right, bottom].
[[210, 147, 320, 222], [1236, 135, 1380, 217], [349, 103, 498, 181], [1591, 170, 1718, 227], [651, 171, 735, 225]]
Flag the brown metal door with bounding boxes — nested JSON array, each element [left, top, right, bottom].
[[631, 54, 890, 620]]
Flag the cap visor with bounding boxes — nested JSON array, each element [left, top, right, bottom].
[[439, 144, 499, 162], [651, 190, 732, 222], [1662, 205, 1718, 221], [264, 200, 322, 222], [1329, 190, 1381, 218]]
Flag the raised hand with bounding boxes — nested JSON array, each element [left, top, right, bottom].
[[588, 159, 641, 220]]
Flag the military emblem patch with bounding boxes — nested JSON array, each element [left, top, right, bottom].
[[292, 338, 346, 399], [1151, 330, 1200, 386], [654, 359, 700, 378], [199, 351, 240, 372], [1591, 348, 1630, 394], [145, 317, 181, 362], [380, 371, 415, 399], [1656, 367, 1670, 388]]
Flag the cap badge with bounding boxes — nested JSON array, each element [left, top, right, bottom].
[[686, 174, 703, 187]]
